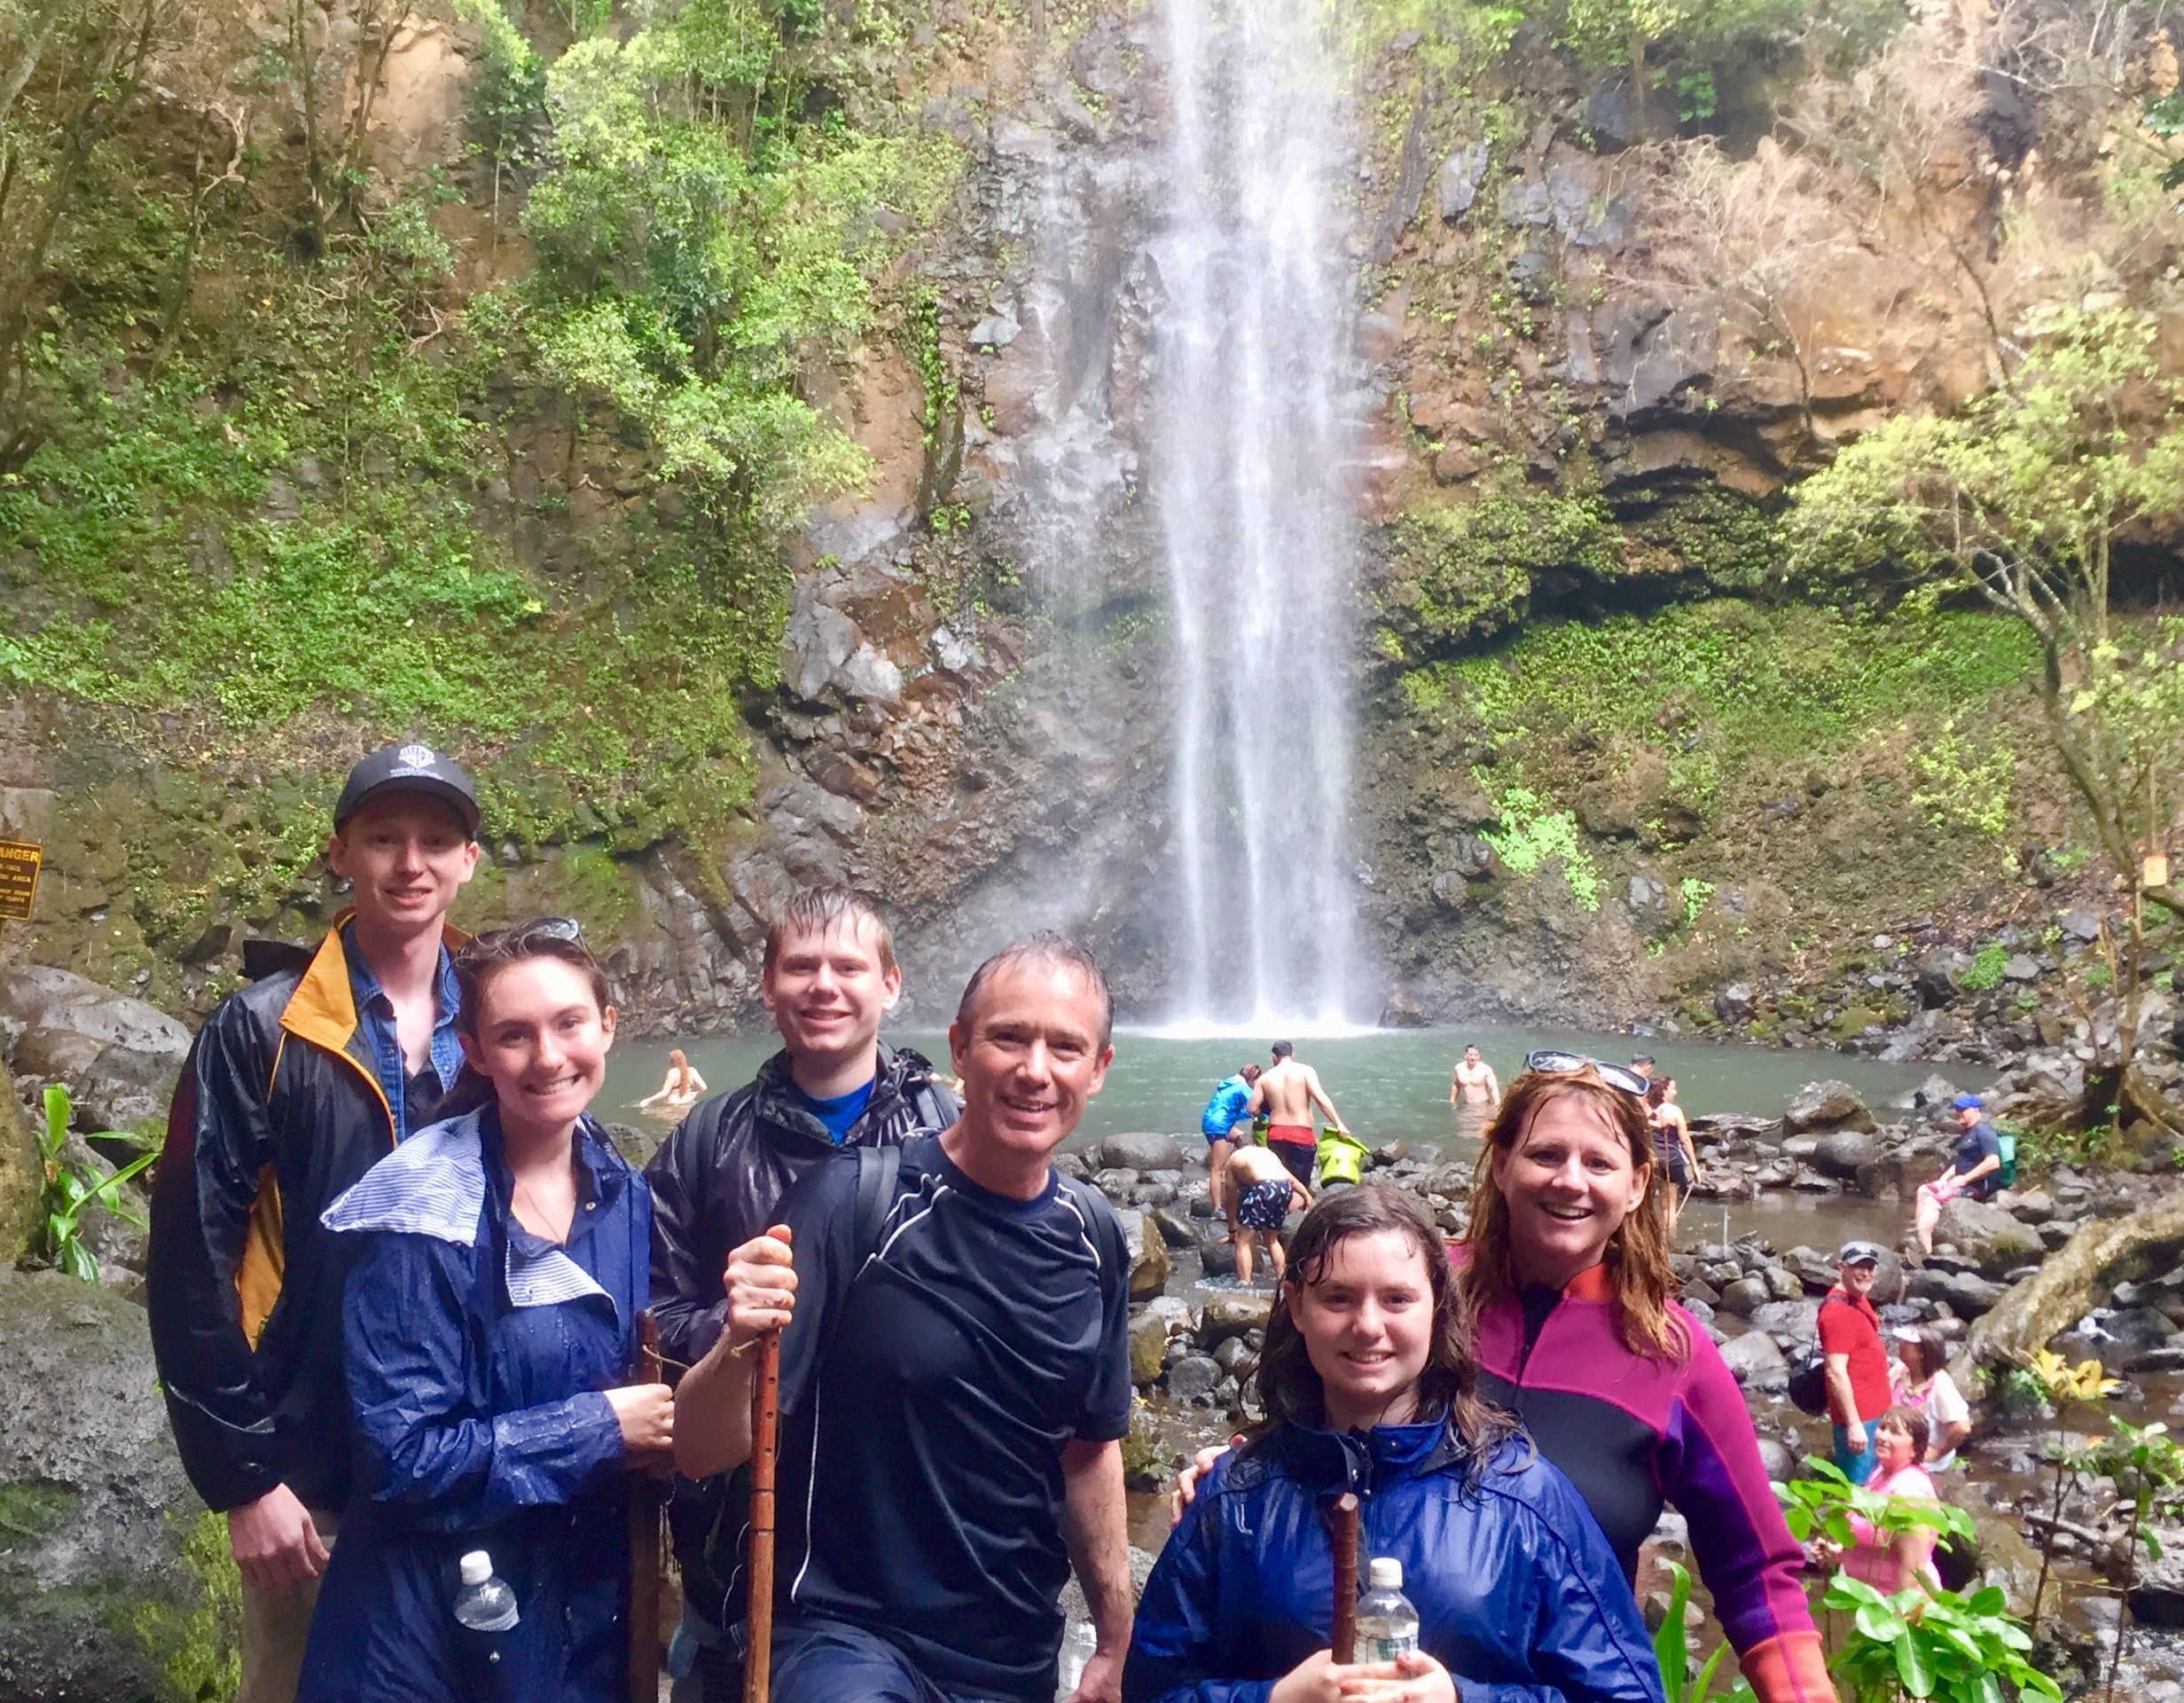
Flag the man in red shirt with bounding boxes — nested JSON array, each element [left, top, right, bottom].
[[1819, 1241, 1892, 1486]]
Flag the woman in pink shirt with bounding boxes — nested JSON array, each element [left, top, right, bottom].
[[1828, 1406, 1942, 1594]]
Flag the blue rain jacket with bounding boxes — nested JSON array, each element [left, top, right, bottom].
[[1124, 1415, 1665, 1703], [297, 1107, 648, 1703]]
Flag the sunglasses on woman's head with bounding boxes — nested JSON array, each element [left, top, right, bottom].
[[474, 915, 583, 950], [1523, 1050, 1650, 1098]]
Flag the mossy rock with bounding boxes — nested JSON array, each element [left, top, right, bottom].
[[0, 1270, 239, 1702], [0, 1063, 37, 1264]]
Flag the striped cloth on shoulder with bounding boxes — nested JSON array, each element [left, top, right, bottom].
[[321, 1108, 612, 1314]]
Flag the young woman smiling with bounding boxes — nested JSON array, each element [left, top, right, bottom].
[[297, 921, 671, 1703], [1126, 1187, 1662, 1703], [1458, 1058, 1831, 1703]]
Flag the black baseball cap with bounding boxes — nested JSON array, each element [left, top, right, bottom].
[[334, 742, 480, 837]]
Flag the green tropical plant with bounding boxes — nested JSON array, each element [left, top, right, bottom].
[[1652, 1558, 1745, 1702], [1822, 1575, 2063, 1703], [1776, 1456, 1975, 1555], [33, 1084, 159, 1283], [2019, 1350, 2121, 1640]]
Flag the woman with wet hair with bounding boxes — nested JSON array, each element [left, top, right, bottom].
[[1459, 1056, 1829, 1703], [298, 920, 669, 1703], [1128, 1185, 1662, 1703]]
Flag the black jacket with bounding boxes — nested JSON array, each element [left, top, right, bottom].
[[146, 924, 464, 1514], [645, 1041, 958, 1629]]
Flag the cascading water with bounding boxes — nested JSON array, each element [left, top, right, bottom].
[[1154, 0, 1368, 1030]]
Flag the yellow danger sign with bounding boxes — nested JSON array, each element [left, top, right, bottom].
[[0, 841, 43, 922]]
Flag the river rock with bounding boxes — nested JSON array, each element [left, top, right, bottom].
[[1129, 1310, 1170, 1385], [1150, 1206, 1201, 1250], [1117, 1209, 1170, 1300], [1747, 1299, 1821, 1343], [1199, 1292, 1272, 1349], [0, 966, 192, 1133], [1907, 1266, 2005, 1316], [0, 1268, 239, 1701], [1812, 1127, 1883, 1179], [1783, 1080, 1876, 1134], [1935, 1199, 2042, 1278], [1764, 1266, 1805, 1302], [1718, 1275, 1769, 1317], [1102, 1133, 1187, 1173], [1211, 1335, 1255, 1377], [1166, 1354, 1222, 1401], [1198, 1238, 1237, 1280], [1716, 1329, 1789, 1393], [1092, 1167, 1139, 1201]]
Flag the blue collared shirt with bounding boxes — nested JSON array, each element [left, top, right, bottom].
[[344, 923, 464, 1144]]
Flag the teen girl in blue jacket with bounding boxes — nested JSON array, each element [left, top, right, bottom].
[[297, 922, 672, 1703], [1125, 1186, 1663, 1703]]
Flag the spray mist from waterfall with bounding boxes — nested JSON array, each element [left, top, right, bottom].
[[1155, 0, 1368, 1032]]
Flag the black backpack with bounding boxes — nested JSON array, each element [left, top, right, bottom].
[[1785, 1295, 1851, 1416]]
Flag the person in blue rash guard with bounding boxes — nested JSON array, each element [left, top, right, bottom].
[[1201, 1063, 1262, 1224], [1125, 1185, 1663, 1703], [297, 921, 672, 1703]]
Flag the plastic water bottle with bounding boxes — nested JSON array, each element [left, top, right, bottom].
[[1354, 1557, 1418, 1664], [454, 1550, 520, 1633]]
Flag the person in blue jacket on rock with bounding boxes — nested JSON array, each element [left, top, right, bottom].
[[1124, 1185, 1663, 1703], [297, 919, 673, 1703]]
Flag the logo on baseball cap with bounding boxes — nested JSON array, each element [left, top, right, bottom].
[[335, 742, 480, 837]]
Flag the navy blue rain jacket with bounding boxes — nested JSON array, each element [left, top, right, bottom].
[[296, 1108, 648, 1703], [1124, 1416, 1665, 1703]]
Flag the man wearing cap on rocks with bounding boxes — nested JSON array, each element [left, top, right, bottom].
[[1913, 1095, 2004, 1255], [1820, 1241, 1892, 1486], [148, 742, 481, 1703]]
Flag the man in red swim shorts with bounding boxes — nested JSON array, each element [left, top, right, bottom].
[[1246, 1040, 1350, 1187]]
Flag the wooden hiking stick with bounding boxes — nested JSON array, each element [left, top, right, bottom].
[[742, 1326, 783, 1703], [629, 1310, 663, 1703], [1329, 1492, 1360, 1664]]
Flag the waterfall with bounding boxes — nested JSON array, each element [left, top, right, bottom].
[[1154, 0, 1367, 1030]]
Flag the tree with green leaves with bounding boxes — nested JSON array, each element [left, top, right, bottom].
[[1789, 304, 2184, 1136], [1551, 0, 1807, 133]]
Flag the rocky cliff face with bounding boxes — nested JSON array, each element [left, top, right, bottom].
[[4, 0, 2178, 1045]]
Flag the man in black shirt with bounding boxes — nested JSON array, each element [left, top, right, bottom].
[[675, 934, 1134, 1703]]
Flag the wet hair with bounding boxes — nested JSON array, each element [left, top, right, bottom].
[[1271, 1040, 1295, 1059], [763, 885, 898, 977], [454, 919, 612, 1039], [1458, 1066, 1686, 1361], [669, 1048, 688, 1067], [1252, 1186, 1518, 1475], [954, 932, 1112, 1048], [1630, 1054, 1656, 1067], [1878, 1403, 1930, 1464], [1241, 1063, 1262, 1082]]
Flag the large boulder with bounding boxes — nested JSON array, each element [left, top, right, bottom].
[[1101, 1133, 1188, 1173], [1197, 1292, 1273, 1350], [1906, 1265, 2006, 1316], [1783, 1080, 1876, 1134], [1812, 1128, 1883, 1180], [1716, 1329, 1789, 1394], [0, 1269, 239, 1702], [1935, 1199, 2043, 1278], [1115, 1209, 1170, 1301], [0, 965, 191, 1131]]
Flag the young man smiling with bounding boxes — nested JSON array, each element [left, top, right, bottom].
[[148, 743, 481, 1703], [646, 886, 958, 1701], [674, 934, 1136, 1703]]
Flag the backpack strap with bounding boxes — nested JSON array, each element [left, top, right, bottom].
[[853, 1142, 903, 1268]]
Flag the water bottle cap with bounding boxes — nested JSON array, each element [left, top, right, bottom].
[[459, 1550, 493, 1586], [1367, 1558, 1403, 1590]]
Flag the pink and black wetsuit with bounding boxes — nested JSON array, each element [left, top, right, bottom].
[[1468, 1262, 1831, 1703]]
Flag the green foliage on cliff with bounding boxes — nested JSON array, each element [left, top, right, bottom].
[[0, 0, 962, 859], [1402, 597, 2037, 774], [1377, 477, 1786, 666], [1481, 784, 1602, 908]]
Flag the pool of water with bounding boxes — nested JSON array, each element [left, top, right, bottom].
[[599, 1021, 1963, 1153]]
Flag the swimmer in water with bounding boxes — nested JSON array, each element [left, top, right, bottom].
[[638, 1048, 708, 1113]]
